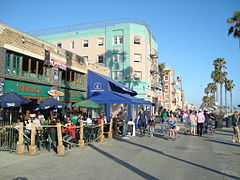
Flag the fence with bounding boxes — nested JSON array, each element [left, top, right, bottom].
[[0, 118, 113, 156]]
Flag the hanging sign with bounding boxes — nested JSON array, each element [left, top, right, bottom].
[[48, 90, 64, 97]]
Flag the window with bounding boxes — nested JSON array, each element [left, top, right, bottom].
[[57, 43, 62, 48], [6, 53, 11, 67], [97, 38, 104, 46], [113, 54, 123, 62], [112, 71, 123, 80], [13, 55, 20, 69], [164, 76, 168, 81], [82, 40, 88, 47], [133, 71, 142, 80], [113, 36, 123, 45], [165, 84, 169, 90], [70, 41, 75, 49], [98, 55, 104, 64], [134, 36, 141, 44], [134, 53, 142, 62]]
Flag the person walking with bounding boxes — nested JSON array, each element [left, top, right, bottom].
[[196, 110, 205, 137], [231, 111, 240, 143], [148, 116, 155, 137], [138, 108, 147, 136], [189, 110, 197, 136], [121, 108, 128, 139], [203, 110, 210, 134], [161, 109, 169, 132]]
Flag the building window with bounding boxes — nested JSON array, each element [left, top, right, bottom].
[[113, 54, 123, 62], [98, 55, 104, 64], [112, 71, 123, 80], [133, 71, 142, 80], [134, 36, 141, 44], [97, 38, 104, 46], [82, 40, 88, 47], [113, 36, 123, 45], [13, 55, 20, 69], [6, 53, 11, 67], [134, 53, 142, 62], [165, 84, 169, 90], [164, 76, 168, 81], [57, 43, 62, 48], [70, 41, 75, 49]]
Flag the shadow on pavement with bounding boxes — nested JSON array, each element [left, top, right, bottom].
[[115, 139, 240, 180], [88, 144, 159, 180], [204, 138, 240, 147], [12, 177, 28, 180], [215, 129, 232, 133], [215, 132, 232, 136]]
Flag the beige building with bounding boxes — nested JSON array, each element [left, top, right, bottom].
[[162, 67, 176, 110]]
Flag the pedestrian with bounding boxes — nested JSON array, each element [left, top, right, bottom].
[[231, 111, 240, 143], [120, 108, 128, 139], [189, 110, 197, 136], [161, 108, 169, 132], [148, 116, 155, 137], [138, 108, 147, 136], [203, 110, 210, 134], [196, 110, 205, 136]]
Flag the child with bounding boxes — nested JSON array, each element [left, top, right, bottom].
[[168, 113, 177, 139], [189, 111, 197, 136], [148, 116, 155, 137]]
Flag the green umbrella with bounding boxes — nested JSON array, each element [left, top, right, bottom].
[[72, 99, 101, 108]]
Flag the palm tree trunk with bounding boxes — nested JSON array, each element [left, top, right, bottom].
[[220, 83, 223, 108], [225, 83, 227, 114], [215, 84, 219, 105], [230, 91, 233, 112]]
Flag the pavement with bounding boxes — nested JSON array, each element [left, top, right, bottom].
[[0, 124, 239, 180]]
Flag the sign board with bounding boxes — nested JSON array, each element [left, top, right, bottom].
[[48, 90, 64, 97]]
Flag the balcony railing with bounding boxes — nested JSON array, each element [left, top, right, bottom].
[[5, 70, 84, 90]]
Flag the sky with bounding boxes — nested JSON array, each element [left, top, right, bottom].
[[1, 0, 240, 107]]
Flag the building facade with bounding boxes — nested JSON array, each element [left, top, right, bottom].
[[30, 18, 162, 112], [0, 22, 108, 108], [162, 67, 176, 110]]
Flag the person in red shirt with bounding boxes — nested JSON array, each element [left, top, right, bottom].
[[62, 120, 76, 142]]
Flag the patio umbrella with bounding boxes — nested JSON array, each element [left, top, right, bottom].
[[38, 98, 67, 110], [72, 99, 101, 109], [0, 92, 31, 124], [0, 92, 31, 108]]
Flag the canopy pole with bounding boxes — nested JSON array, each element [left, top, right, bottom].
[[106, 104, 111, 122]]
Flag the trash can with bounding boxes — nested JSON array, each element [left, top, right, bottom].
[[215, 114, 224, 128]]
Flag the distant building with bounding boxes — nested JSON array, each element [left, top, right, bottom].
[[30, 18, 162, 113], [162, 67, 176, 110]]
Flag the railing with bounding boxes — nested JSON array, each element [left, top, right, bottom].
[[5, 70, 83, 89], [9, 119, 113, 156], [28, 18, 156, 42]]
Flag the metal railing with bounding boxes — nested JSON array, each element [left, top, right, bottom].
[[28, 18, 156, 42]]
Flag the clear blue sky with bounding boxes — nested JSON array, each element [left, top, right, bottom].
[[1, 0, 240, 107]]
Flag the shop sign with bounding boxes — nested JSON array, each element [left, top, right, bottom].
[[17, 84, 41, 94], [91, 82, 104, 92], [48, 90, 64, 97]]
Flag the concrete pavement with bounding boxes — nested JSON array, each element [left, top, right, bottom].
[[0, 125, 239, 180]]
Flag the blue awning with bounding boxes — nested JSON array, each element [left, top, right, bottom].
[[87, 70, 137, 97], [89, 91, 151, 105]]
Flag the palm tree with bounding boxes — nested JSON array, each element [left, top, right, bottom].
[[211, 70, 227, 108], [213, 58, 226, 71], [225, 80, 235, 112], [227, 11, 240, 48], [209, 95, 216, 106], [201, 96, 210, 108], [158, 63, 166, 76], [204, 86, 210, 97], [209, 82, 217, 97]]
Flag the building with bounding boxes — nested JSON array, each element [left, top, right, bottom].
[[30, 18, 162, 113], [162, 67, 176, 110], [0, 22, 108, 108]]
